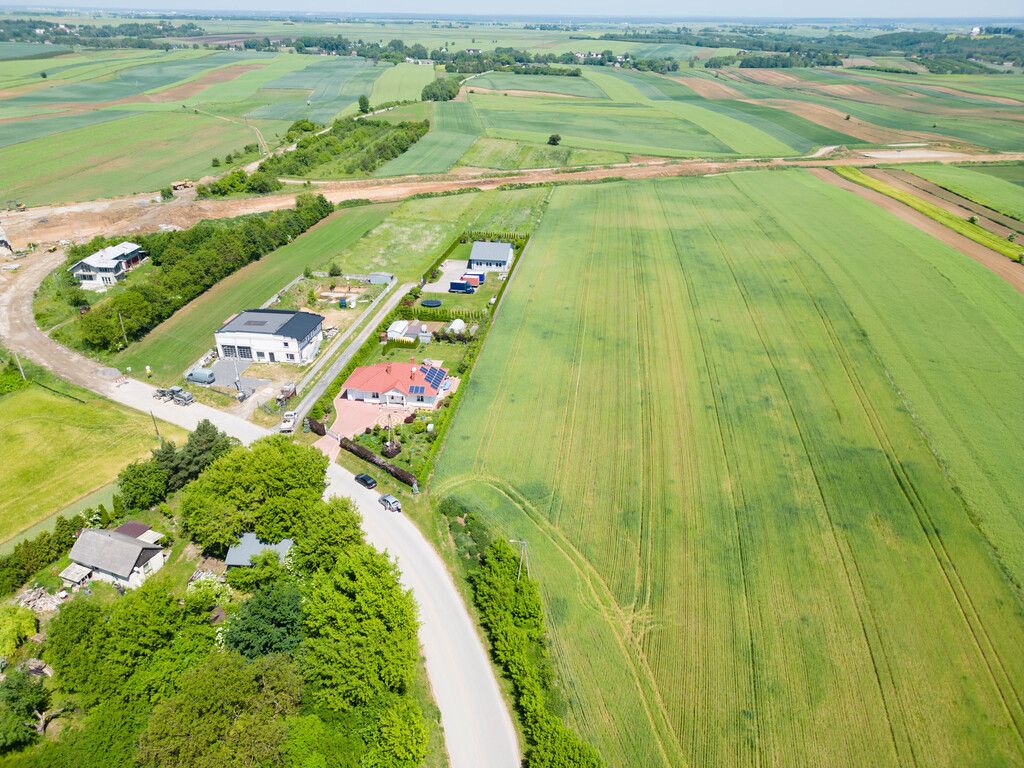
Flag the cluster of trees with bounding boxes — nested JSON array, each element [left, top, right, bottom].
[[196, 168, 283, 197], [439, 498, 604, 767], [70, 193, 333, 351], [421, 76, 462, 101], [739, 52, 842, 68], [0, 18, 204, 43], [4, 432, 427, 767], [258, 117, 428, 177], [0, 515, 85, 596], [918, 56, 998, 74], [632, 57, 679, 73]]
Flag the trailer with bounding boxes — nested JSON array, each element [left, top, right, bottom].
[[461, 274, 481, 287], [449, 280, 476, 294], [464, 271, 486, 283]]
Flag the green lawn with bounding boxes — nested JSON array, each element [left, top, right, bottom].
[[116, 204, 395, 383], [434, 170, 1024, 768], [0, 382, 186, 546], [904, 163, 1024, 222]]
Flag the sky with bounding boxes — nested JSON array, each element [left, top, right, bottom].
[[6, 1, 1022, 18]]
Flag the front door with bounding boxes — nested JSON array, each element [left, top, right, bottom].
[[269, 352, 276, 362]]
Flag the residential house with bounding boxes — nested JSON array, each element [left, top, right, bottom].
[[61, 524, 165, 589], [225, 533, 294, 568], [342, 361, 450, 407], [215, 309, 324, 364], [468, 241, 513, 270], [68, 242, 146, 291]]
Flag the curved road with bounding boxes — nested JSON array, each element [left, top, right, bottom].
[[0, 251, 520, 768]]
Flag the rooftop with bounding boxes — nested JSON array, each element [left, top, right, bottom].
[[69, 529, 162, 579], [217, 309, 324, 342], [70, 241, 142, 270], [343, 361, 449, 397], [225, 532, 294, 568], [469, 241, 513, 264]]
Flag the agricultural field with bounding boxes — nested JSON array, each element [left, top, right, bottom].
[[370, 62, 438, 105], [246, 56, 385, 121], [374, 101, 483, 176], [0, 373, 185, 547], [458, 137, 628, 170], [434, 170, 1024, 768], [466, 72, 609, 98], [903, 163, 1024, 221]]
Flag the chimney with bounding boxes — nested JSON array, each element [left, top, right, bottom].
[[410, 366, 416, 379], [385, 364, 391, 374]]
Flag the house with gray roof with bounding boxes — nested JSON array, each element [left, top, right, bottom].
[[225, 533, 294, 569], [68, 242, 146, 291], [61, 528, 165, 589], [215, 309, 324, 364], [468, 241, 513, 271]]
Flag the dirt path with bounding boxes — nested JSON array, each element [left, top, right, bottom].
[[6, 152, 1024, 248], [810, 167, 1024, 296]]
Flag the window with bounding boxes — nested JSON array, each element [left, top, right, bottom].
[[237, 346, 253, 360], [371, 392, 379, 398], [256, 351, 265, 360], [286, 354, 295, 361], [221, 345, 237, 358], [416, 395, 425, 402], [283, 341, 289, 347]]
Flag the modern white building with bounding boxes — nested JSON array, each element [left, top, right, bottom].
[[61, 524, 165, 590], [468, 241, 513, 270], [68, 242, 146, 291], [215, 309, 324, 364]]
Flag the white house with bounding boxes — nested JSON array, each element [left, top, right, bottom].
[[68, 242, 146, 291], [342, 361, 450, 407], [468, 241, 513, 270], [61, 524, 165, 590], [215, 309, 324, 364]]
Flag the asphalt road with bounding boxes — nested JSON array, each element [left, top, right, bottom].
[[0, 250, 521, 768]]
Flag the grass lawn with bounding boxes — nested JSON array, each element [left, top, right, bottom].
[[0, 382, 186, 547], [433, 170, 1024, 768], [116, 204, 395, 384]]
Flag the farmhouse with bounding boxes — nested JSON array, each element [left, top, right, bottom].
[[61, 523, 165, 589], [342, 361, 450, 407], [225, 533, 293, 568], [386, 318, 467, 343], [215, 309, 324, 364], [68, 242, 146, 291], [468, 241, 513, 270]]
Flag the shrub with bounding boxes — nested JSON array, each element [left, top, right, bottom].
[[421, 77, 461, 101], [547, 134, 561, 146]]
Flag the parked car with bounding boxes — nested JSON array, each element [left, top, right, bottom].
[[355, 473, 377, 489], [186, 368, 215, 385], [378, 494, 402, 513], [279, 411, 297, 433], [172, 390, 194, 406]]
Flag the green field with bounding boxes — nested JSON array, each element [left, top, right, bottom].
[[904, 163, 1024, 221], [370, 62, 438, 105], [0, 382, 185, 546], [458, 137, 627, 169], [374, 101, 483, 176], [467, 72, 609, 98], [116, 204, 395, 383], [435, 171, 1024, 768]]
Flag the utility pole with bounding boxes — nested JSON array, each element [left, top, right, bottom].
[[117, 311, 129, 349], [150, 410, 161, 441], [509, 539, 529, 582], [11, 350, 26, 381]]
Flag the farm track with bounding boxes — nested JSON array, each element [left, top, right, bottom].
[[810, 168, 1024, 295], [6, 152, 1024, 249]]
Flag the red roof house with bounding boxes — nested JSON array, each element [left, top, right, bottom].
[[342, 361, 450, 407]]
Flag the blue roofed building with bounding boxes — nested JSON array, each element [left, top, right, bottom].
[[225, 533, 294, 569]]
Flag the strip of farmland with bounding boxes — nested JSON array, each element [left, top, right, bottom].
[[434, 170, 1024, 768]]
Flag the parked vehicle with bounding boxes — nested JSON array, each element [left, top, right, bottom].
[[449, 281, 475, 294], [378, 494, 402, 513], [355, 473, 377, 489], [279, 411, 297, 433], [171, 387, 194, 406], [276, 382, 296, 406], [186, 368, 215, 385], [153, 388, 169, 400]]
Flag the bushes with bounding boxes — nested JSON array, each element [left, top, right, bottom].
[[258, 118, 428, 178], [421, 77, 462, 102], [196, 168, 283, 198], [0, 514, 85, 596], [72, 194, 333, 352], [340, 438, 418, 486]]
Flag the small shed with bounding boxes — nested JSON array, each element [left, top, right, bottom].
[[225, 533, 294, 569]]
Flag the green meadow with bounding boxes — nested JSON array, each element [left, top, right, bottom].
[[434, 170, 1024, 768], [905, 163, 1024, 221], [374, 100, 483, 176]]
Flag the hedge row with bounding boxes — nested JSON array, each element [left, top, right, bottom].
[[340, 438, 417, 486], [0, 514, 86, 596]]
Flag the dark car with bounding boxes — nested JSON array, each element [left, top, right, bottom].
[[355, 474, 377, 489]]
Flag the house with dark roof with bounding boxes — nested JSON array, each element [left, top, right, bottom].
[[68, 242, 146, 291], [214, 309, 324, 364], [225, 533, 294, 569], [342, 361, 451, 407], [61, 527, 165, 589]]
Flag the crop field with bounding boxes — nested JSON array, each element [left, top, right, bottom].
[[374, 101, 483, 176], [0, 382, 186, 546], [370, 62, 438, 105], [116, 204, 395, 382], [904, 163, 1024, 221], [434, 171, 1024, 768], [467, 72, 609, 98], [246, 57, 385, 121], [458, 137, 627, 169]]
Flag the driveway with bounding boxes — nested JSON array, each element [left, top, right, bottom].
[[0, 249, 521, 768]]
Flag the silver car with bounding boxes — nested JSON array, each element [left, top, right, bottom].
[[378, 494, 402, 513]]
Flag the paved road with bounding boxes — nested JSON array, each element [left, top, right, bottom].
[[0, 251, 521, 768]]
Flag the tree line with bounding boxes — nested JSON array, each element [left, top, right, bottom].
[[2, 429, 428, 768], [67, 193, 333, 352]]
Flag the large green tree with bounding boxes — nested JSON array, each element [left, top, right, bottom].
[[301, 544, 418, 711], [225, 581, 303, 658], [292, 497, 364, 575], [115, 460, 169, 513]]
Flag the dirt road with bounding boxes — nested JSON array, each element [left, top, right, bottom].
[[0, 250, 521, 768], [6, 151, 1024, 249], [810, 168, 1024, 295]]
